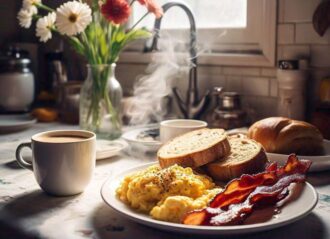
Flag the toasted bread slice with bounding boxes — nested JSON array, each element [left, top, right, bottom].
[[157, 128, 231, 168], [206, 134, 268, 181]]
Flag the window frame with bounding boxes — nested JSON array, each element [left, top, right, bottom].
[[119, 0, 277, 67]]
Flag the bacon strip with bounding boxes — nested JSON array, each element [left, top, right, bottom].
[[182, 154, 312, 226], [209, 169, 277, 209]]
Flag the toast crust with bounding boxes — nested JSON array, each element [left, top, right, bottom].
[[206, 135, 268, 181], [158, 128, 231, 168]]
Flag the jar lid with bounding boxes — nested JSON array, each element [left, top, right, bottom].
[[220, 92, 240, 99], [278, 60, 299, 70], [0, 56, 31, 66], [0, 46, 31, 70], [219, 92, 242, 110]]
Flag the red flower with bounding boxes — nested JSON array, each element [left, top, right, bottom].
[[137, 0, 163, 19], [101, 0, 131, 24]]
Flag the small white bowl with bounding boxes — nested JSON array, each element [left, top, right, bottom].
[[122, 125, 162, 152], [160, 119, 207, 143]]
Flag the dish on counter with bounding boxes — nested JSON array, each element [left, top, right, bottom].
[[226, 127, 248, 136], [121, 125, 162, 152], [0, 114, 36, 134], [248, 117, 324, 156], [101, 161, 317, 235], [267, 139, 330, 172], [248, 117, 330, 172], [102, 125, 317, 233], [116, 164, 221, 223], [96, 139, 127, 160]]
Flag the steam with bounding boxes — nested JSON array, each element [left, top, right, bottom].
[[126, 30, 227, 125], [127, 32, 191, 125]]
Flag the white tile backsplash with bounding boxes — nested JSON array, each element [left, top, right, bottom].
[[311, 45, 330, 67], [280, 45, 310, 60], [242, 77, 269, 96], [278, 0, 286, 23], [282, 0, 321, 23], [278, 24, 295, 44], [198, 66, 222, 76], [118, 0, 330, 120], [242, 96, 278, 120], [226, 76, 242, 92], [208, 75, 226, 89], [258, 97, 278, 118], [117, 63, 146, 94], [281, 0, 321, 22], [261, 68, 277, 77], [295, 23, 329, 44], [270, 78, 278, 97], [223, 67, 260, 76]]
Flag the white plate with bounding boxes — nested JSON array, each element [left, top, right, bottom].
[[226, 127, 248, 135], [96, 140, 127, 160], [0, 114, 36, 134], [267, 140, 330, 172], [121, 125, 162, 152], [101, 163, 318, 235]]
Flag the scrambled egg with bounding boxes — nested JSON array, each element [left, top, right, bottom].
[[150, 188, 221, 222], [116, 164, 221, 223]]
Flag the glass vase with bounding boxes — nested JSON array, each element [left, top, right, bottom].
[[80, 64, 122, 140]]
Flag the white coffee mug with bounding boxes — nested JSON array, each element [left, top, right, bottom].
[[160, 119, 208, 143], [15, 130, 96, 196]]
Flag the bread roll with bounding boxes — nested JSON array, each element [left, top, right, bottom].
[[157, 128, 231, 168], [206, 134, 268, 181], [248, 117, 324, 155]]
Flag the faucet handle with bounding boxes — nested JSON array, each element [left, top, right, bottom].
[[143, 30, 160, 53], [212, 87, 223, 95], [190, 89, 210, 119], [172, 87, 188, 118]]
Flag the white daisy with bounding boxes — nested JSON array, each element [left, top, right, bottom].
[[55, 1, 92, 36], [17, 6, 37, 29], [36, 12, 56, 42], [23, 0, 41, 9]]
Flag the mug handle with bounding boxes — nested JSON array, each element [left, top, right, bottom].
[[15, 142, 33, 171]]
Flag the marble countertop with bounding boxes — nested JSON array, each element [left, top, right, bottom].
[[0, 123, 330, 239]]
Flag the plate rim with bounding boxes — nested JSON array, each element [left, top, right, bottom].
[[96, 140, 127, 160], [121, 126, 162, 146], [266, 139, 330, 172], [266, 139, 330, 159], [0, 114, 36, 128], [100, 162, 318, 234]]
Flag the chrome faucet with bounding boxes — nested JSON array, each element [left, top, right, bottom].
[[144, 1, 210, 119]]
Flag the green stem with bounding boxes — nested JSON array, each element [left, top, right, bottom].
[[86, 66, 120, 132], [35, 3, 54, 12], [104, 83, 120, 129], [106, 20, 112, 63], [81, 32, 98, 64], [92, 13, 98, 61], [32, 15, 41, 20], [129, 12, 149, 31], [130, 0, 136, 6]]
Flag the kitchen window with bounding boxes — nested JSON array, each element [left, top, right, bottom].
[[120, 0, 276, 67]]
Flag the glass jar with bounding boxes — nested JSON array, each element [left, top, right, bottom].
[[80, 64, 122, 139], [0, 47, 34, 112]]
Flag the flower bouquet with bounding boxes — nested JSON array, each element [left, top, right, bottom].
[[17, 0, 163, 139]]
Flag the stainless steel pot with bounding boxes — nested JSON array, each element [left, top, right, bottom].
[[206, 91, 248, 130]]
